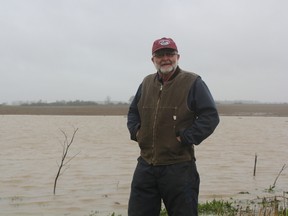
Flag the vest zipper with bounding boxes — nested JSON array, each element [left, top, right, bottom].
[[151, 84, 163, 164]]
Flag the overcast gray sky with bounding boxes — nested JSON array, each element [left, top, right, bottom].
[[1, 0, 287, 104]]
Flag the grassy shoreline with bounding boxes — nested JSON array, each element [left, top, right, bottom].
[[96, 194, 288, 216], [90, 194, 288, 216]]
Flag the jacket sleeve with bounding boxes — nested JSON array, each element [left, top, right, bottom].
[[127, 83, 142, 141], [179, 77, 220, 145]]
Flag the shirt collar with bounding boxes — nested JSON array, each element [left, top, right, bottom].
[[157, 66, 180, 84]]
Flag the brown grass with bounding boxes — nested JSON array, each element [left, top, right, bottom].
[[217, 103, 288, 117], [1, 103, 288, 116], [0, 105, 129, 116]]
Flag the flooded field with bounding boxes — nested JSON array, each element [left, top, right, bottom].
[[0, 114, 288, 215]]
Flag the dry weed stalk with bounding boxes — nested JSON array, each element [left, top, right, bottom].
[[272, 164, 287, 189], [253, 153, 258, 177], [53, 128, 79, 195]]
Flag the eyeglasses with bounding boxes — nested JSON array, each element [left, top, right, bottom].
[[153, 52, 178, 58]]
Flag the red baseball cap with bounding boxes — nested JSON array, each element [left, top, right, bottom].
[[152, 37, 178, 54]]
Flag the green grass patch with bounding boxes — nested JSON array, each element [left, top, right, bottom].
[[198, 199, 237, 215], [88, 196, 288, 216]]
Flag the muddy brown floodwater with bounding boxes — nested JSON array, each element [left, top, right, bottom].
[[0, 115, 287, 215]]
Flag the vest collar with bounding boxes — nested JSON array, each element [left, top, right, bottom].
[[157, 66, 180, 84]]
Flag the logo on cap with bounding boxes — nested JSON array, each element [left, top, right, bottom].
[[159, 39, 170, 46], [152, 37, 178, 54]]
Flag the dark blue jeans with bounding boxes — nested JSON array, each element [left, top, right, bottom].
[[128, 157, 200, 216]]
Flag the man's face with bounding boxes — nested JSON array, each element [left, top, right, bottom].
[[152, 49, 180, 74]]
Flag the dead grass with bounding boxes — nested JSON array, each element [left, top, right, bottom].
[[1, 103, 288, 116], [0, 105, 129, 116], [217, 103, 288, 117]]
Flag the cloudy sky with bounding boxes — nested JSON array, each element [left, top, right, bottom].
[[1, 0, 287, 104]]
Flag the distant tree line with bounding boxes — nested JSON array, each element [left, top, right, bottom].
[[17, 99, 129, 106]]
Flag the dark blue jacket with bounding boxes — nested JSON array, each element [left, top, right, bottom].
[[127, 67, 220, 146]]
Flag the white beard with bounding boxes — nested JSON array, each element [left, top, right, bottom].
[[159, 65, 174, 74], [154, 61, 178, 75]]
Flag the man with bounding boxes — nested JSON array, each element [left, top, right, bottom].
[[127, 37, 219, 216]]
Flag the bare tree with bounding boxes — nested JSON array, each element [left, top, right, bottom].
[[53, 128, 79, 195], [105, 96, 111, 105]]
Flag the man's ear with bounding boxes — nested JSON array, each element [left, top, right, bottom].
[[151, 57, 154, 62]]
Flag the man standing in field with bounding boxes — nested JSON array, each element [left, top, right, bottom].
[[127, 37, 219, 216]]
